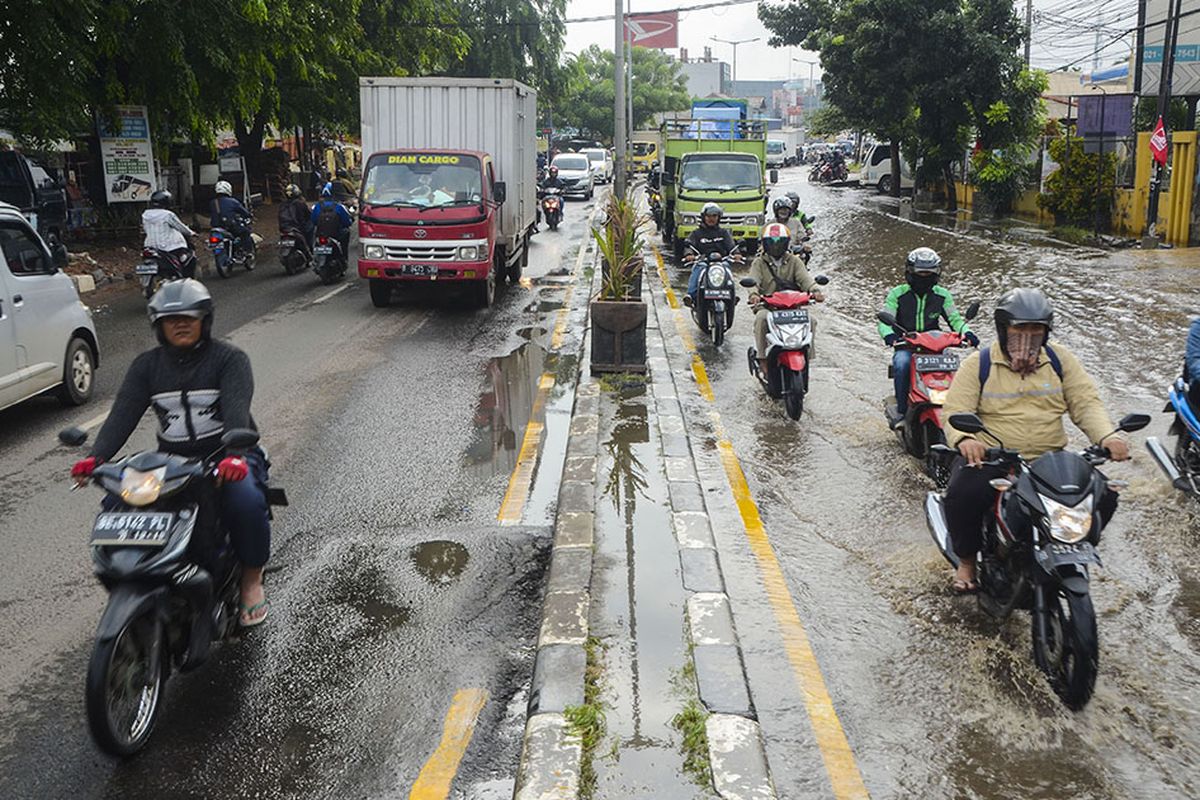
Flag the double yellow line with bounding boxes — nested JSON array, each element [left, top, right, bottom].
[[653, 246, 870, 799]]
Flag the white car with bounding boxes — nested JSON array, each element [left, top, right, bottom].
[[863, 143, 915, 193], [0, 202, 99, 412], [581, 148, 614, 184], [551, 153, 595, 199]]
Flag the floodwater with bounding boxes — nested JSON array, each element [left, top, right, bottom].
[[663, 174, 1200, 798]]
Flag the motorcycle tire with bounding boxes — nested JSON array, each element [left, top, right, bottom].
[[85, 610, 167, 757], [283, 250, 304, 276], [1033, 589, 1098, 710], [549, 216, 559, 231], [213, 251, 233, 279], [783, 369, 805, 420], [319, 264, 339, 286], [143, 275, 162, 300], [244, 251, 256, 271], [710, 309, 725, 347]]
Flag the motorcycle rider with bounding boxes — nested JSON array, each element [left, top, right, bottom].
[[277, 183, 312, 258], [540, 165, 568, 202], [310, 182, 353, 259], [785, 191, 815, 241], [878, 248, 979, 427], [683, 202, 741, 308], [70, 280, 273, 626], [142, 189, 197, 278], [748, 222, 824, 372], [210, 180, 254, 258], [1185, 317, 1200, 407], [941, 288, 1130, 593]]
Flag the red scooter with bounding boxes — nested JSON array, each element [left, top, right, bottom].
[[742, 274, 830, 420], [877, 302, 979, 485]]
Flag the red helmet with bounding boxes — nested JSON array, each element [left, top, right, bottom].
[[761, 222, 790, 259]]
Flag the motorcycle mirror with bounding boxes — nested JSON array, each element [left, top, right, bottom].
[[1117, 413, 1151, 433], [58, 427, 88, 447], [806, 214, 817, 223], [965, 301, 981, 321], [770, 169, 779, 184], [740, 277, 757, 288], [222, 428, 260, 450], [876, 310, 899, 328], [948, 413, 986, 434], [814, 275, 830, 285]]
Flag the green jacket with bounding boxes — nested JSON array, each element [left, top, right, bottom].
[[877, 284, 971, 340]]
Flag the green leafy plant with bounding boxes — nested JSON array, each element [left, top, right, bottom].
[[592, 188, 648, 301], [670, 700, 712, 787], [1038, 131, 1118, 229], [564, 635, 607, 798], [970, 146, 1032, 215]]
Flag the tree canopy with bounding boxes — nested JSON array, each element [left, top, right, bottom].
[[555, 45, 691, 142]]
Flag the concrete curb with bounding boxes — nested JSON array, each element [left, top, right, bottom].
[[71, 274, 96, 294]]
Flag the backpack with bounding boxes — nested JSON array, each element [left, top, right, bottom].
[[315, 202, 341, 236], [978, 343, 1063, 386]]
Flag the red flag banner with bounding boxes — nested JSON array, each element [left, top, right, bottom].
[[625, 12, 679, 49], [1150, 116, 1169, 166]]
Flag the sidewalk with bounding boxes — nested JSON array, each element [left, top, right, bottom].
[[514, 242, 775, 799]]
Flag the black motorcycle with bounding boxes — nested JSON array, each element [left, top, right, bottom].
[[540, 187, 564, 231], [686, 247, 738, 347], [313, 235, 347, 285], [925, 411, 1149, 709], [61, 426, 286, 756], [207, 216, 256, 278], [137, 247, 195, 299]]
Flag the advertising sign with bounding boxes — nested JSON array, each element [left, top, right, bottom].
[[625, 12, 679, 49], [97, 106, 156, 202], [1139, 0, 1200, 96]]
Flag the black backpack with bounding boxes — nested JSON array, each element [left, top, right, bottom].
[[314, 202, 341, 236], [978, 344, 1063, 385]]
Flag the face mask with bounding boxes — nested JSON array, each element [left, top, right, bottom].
[[1007, 328, 1045, 376], [909, 272, 937, 292]]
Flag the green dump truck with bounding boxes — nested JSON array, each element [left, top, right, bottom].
[[659, 117, 769, 259]]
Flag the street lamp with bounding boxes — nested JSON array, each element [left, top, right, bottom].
[[793, 58, 818, 94], [710, 36, 759, 84]]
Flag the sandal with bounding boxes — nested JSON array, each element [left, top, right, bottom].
[[239, 599, 270, 627], [951, 579, 978, 595]]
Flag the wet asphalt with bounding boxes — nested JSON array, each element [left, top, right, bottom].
[[660, 170, 1200, 798], [0, 198, 599, 799]]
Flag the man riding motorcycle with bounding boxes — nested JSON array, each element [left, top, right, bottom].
[[540, 165, 568, 201], [210, 180, 254, 256], [277, 183, 312, 257], [142, 189, 197, 278], [71, 280, 273, 626], [748, 223, 825, 371], [941, 288, 1130, 593], [310, 182, 353, 258], [683, 202, 741, 307], [878, 248, 979, 426], [783, 192, 815, 242]]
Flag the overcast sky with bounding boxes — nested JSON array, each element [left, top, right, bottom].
[[562, 0, 1138, 82]]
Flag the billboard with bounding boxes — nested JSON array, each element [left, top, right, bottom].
[[625, 12, 679, 49], [97, 106, 156, 203], [1139, 0, 1200, 96]]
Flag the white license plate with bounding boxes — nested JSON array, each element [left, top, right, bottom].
[[136, 263, 159, 275], [91, 512, 174, 547], [314, 245, 333, 254]]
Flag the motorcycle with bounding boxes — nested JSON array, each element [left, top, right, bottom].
[[207, 219, 256, 279], [877, 303, 980, 486], [925, 411, 1148, 710], [136, 248, 194, 299], [58, 425, 287, 756], [648, 185, 663, 232], [277, 228, 311, 276], [313, 234, 347, 285], [540, 187, 564, 231], [741, 273, 830, 420], [1145, 378, 1200, 498], [685, 248, 738, 347]]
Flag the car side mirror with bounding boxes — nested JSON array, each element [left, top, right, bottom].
[[948, 413, 986, 434], [222, 428, 260, 450], [48, 235, 68, 271], [59, 427, 88, 447], [876, 310, 899, 328], [1118, 413, 1151, 433], [739, 277, 757, 288], [964, 301, 981, 321], [494, 181, 507, 204], [814, 275, 830, 285]]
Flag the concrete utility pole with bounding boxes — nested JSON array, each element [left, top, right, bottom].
[[1146, 0, 1184, 241], [793, 58, 817, 94], [1024, 0, 1033, 66], [711, 36, 759, 83], [627, 0, 634, 156], [614, 0, 627, 197]]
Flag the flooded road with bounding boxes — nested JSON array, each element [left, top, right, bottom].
[[663, 171, 1200, 798]]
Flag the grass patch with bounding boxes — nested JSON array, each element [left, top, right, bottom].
[[563, 635, 606, 798], [671, 699, 712, 787], [1051, 225, 1097, 246]]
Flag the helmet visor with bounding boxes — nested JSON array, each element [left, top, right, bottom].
[[764, 236, 789, 258]]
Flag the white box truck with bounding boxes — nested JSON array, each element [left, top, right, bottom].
[[357, 77, 537, 308]]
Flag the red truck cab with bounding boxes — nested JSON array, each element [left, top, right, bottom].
[[358, 149, 510, 308]]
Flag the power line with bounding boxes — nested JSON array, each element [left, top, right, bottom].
[[565, 0, 757, 24]]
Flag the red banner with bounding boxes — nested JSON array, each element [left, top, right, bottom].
[[625, 12, 679, 49], [1150, 116, 1169, 166]]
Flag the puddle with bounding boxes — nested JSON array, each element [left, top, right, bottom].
[[516, 325, 547, 341], [409, 540, 471, 586], [466, 341, 547, 479], [602, 401, 650, 510], [326, 562, 411, 636]]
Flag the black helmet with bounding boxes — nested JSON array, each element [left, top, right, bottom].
[[785, 191, 800, 212], [150, 189, 172, 209], [772, 197, 793, 220], [147, 279, 214, 345], [905, 247, 942, 291], [994, 288, 1053, 352]]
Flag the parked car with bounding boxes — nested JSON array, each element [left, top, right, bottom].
[[863, 143, 915, 193], [581, 148, 614, 184], [0, 151, 68, 245], [0, 202, 98, 412], [551, 153, 595, 199]]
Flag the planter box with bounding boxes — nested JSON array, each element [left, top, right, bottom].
[[590, 298, 647, 375]]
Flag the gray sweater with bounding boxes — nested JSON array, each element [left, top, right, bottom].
[[91, 340, 256, 461]]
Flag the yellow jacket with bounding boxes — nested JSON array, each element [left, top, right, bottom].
[[944, 343, 1115, 459]]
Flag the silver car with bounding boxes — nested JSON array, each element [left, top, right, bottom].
[[551, 153, 595, 199], [0, 202, 99, 411]]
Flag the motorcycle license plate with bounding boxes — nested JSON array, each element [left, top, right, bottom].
[[703, 289, 728, 299], [314, 245, 333, 254], [771, 309, 809, 324], [278, 240, 295, 249], [135, 262, 159, 275], [1036, 542, 1099, 568], [915, 354, 959, 372], [91, 512, 174, 547], [401, 264, 437, 276]]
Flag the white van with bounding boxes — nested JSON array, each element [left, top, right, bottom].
[[0, 202, 99, 412], [863, 143, 915, 193], [581, 148, 613, 184]]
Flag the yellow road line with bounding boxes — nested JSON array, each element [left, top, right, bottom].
[[409, 688, 489, 799], [650, 243, 870, 799]]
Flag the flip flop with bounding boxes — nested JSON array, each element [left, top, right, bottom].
[[951, 579, 979, 595], [239, 599, 270, 627]]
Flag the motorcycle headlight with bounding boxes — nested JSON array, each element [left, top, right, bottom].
[[706, 265, 727, 287], [120, 467, 166, 507], [458, 245, 480, 261], [364, 244, 385, 260], [927, 388, 949, 405], [1039, 494, 1094, 544]]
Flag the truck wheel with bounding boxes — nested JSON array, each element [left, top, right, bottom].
[[369, 279, 392, 308], [507, 256, 522, 284], [474, 274, 495, 308]]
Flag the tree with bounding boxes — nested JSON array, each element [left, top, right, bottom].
[[556, 46, 690, 141], [803, 106, 849, 138], [446, 0, 568, 105]]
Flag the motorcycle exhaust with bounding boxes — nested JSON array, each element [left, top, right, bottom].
[[173, 564, 215, 670], [1145, 437, 1191, 492], [924, 492, 959, 568]]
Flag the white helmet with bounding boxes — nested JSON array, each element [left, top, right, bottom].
[[215, 180, 232, 196]]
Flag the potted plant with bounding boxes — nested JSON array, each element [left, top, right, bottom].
[[590, 191, 649, 375]]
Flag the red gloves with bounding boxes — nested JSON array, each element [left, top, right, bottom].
[[216, 456, 249, 482], [72, 457, 99, 479]]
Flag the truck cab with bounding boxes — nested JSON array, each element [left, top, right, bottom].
[[765, 139, 788, 169], [0, 152, 68, 245], [630, 139, 660, 174]]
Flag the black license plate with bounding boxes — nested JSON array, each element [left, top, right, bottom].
[[401, 264, 437, 276], [91, 512, 174, 547], [1036, 542, 1099, 568], [915, 354, 959, 373], [771, 309, 809, 324]]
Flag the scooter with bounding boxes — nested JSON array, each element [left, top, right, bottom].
[[685, 248, 738, 347], [648, 185, 663, 232], [925, 411, 1149, 710], [742, 274, 830, 420], [277, 228, 311, 276], [313, 235, 347, 285], [540, 187, 564, 231], [1145, 378, 1200, 498], [58, 425, 287, 756], [137, 248, 195, 299], [877, 303, 980, 486], [207, 221, 255, 278]]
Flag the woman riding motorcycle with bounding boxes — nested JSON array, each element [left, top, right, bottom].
[[747, 223, 824, 372]]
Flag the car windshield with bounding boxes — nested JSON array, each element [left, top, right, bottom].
[[361, 154, 483, 208], [554, 156, 589, 171], [633, 142, 653, 156], [767, 141, 785, 154], [680, 159, 760, 191], [583, 150, 605, 163]]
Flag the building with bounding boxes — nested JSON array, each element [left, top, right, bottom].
[[676, 47, 731, 98]]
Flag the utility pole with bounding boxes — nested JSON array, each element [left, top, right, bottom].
[[627, 0, 634, 158], [1146, 0, 1183, 242], [614, 0, 627, 197], [711, 36, 759, 83], [1024, 0, 1033, 66]]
